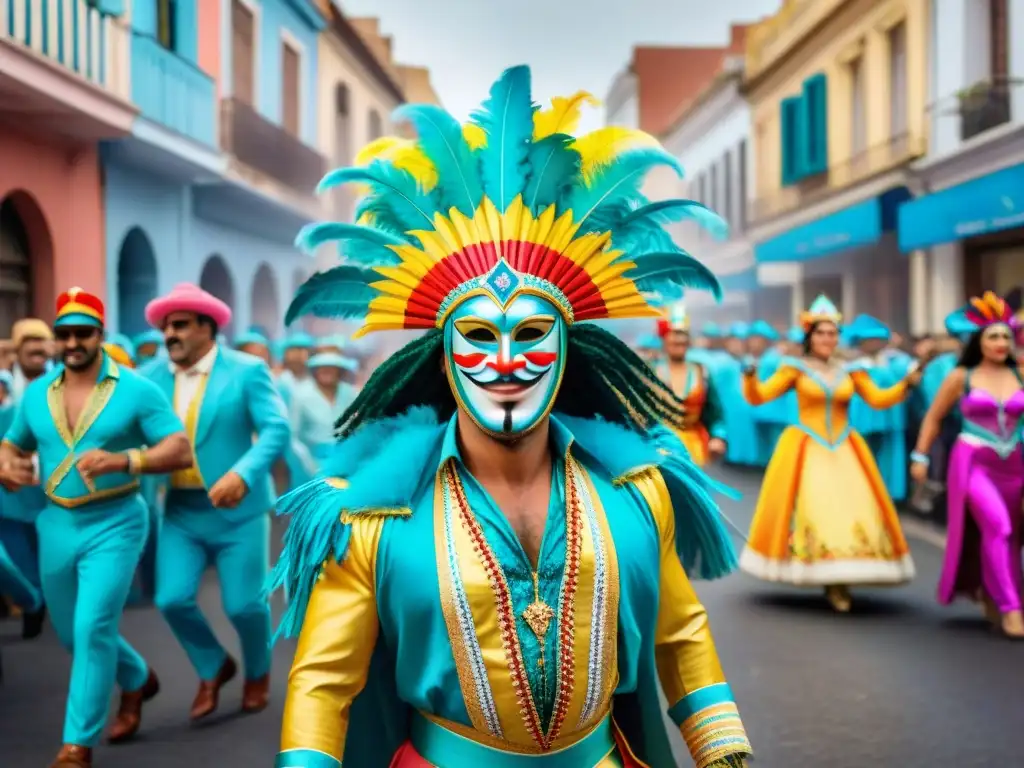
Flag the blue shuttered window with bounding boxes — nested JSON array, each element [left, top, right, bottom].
[[781, 72, 829, 186], [802, 74, 828, 176], [780, 97, 801, 186]]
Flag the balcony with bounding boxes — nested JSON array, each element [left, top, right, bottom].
[[751, 133, 924, 223], [958, 78, 1017, 142], [220, 98, 326, 195], [130, 32, 215, 146]]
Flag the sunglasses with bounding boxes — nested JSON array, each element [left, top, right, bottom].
[[54, 328, 98, 342]]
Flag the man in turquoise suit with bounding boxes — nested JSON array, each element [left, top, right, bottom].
[[132, 329, 164, 364], [289, 351, 360, 474], [270, 67, 751, 768], [141, 283, 289, 724], [0, 288, 192, 767]]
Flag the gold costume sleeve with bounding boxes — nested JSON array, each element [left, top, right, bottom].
[[741, 365, 798, 405], [849, 370, 909, 409], [280, 515, 385, 760], [633, 468, 752, 767]]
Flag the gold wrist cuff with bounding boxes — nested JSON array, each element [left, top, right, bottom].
[[126, 449, 145, 475]]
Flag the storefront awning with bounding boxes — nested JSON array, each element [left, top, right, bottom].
[[898, 163, 1024, 252], [755, 187, 910, 263], [717, 267, 758, 293]]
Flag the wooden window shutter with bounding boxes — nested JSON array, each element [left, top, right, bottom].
[[801, 73, 828, 175], [282, 43, 301, 136], [780, 97, 801, 186], [232, 0, 255, 105]]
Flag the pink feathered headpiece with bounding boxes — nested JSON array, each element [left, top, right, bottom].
[[145, 283, 232, 329], [962, 291, 1019, 331]]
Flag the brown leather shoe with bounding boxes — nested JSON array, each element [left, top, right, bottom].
[[241, 674, 270, 713], [108, 669, 160, 743], [189, 656, 238, 721], [49, 744, 92, 767]]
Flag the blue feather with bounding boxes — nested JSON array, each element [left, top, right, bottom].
[[564, 148, 682, 232], [470, 65, 535, 210], [617, 199, 728, 240], [524, 134, 582, 213], [625, 251, 723, 300], [285, 265, 379, 325], [294, 222, 407, 266], [317, 162, 436, 231], [392, 103, 483, 216]]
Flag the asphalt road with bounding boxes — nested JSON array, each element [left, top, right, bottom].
[[2, 466, 1023, 767]]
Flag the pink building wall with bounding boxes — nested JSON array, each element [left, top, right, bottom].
[[0, 126, 105, 323], [197, 2, 223, 91]]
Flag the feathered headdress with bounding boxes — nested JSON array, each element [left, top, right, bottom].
[[962, 291, 1019, 331], [799, 294, 842, 332], [656, 300, 690, 337], [287, 66, 727, 336]]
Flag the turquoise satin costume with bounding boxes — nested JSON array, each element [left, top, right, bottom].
[[272, 411, 750, 768], [714, 323, 759, 466], [143, 347, 289, 683], [289, 378, 359, 470], [2, 353, 184, 746], [746, 321, 782, 468], [846, 316, 909, 502], [0, 401, 43, 612]]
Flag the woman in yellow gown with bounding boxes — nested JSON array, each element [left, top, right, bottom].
[[739, 295, 922, 612]]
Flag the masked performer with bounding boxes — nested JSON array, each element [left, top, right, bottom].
[[270, 66, 752, 768], [655, 301, 727, 466], [739, 295, 921, 613], [911, 293, 1024, 639]]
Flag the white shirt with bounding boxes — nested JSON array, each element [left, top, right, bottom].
[[171, 345, 218, 422]]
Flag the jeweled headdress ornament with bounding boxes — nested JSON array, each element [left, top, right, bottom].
[[656, 300, 690, 337], [286, 66, 726, 333], [962, 291, 1019, 331], [799, 294, 842, 332]]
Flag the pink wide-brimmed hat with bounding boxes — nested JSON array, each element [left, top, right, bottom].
[[145, 283, 232, 329]]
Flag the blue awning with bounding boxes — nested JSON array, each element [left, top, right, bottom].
[[898, 163, 1024, 252], [755, 187, 910, 263], [717, 267, 757, 293]]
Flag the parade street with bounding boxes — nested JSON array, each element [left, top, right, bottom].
[[3, 467, 1024, 768]]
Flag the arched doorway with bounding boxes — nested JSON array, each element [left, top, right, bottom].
[[290, 267, 311, 332], [250, 263, 279, 335], [0, 191, 53, 336], [198, 254, 236, 337], [116, 227, 158, 336], [368, 109, 383, 141]]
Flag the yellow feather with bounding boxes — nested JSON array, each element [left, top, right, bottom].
[[533, 91, 600, 140], [354, 137, 402, 166], [463, 123, 487, 150], [388, 144, 439, 191], [573, 127, 661, 181]]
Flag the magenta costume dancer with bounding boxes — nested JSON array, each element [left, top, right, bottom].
[[912, 292, 1024, 638]]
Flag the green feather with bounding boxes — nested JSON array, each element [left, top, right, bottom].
[[524, 134, 581, 213], [285, 266, 379, 325], [625, 251, 723, 300], [470, 65, 535, 210]]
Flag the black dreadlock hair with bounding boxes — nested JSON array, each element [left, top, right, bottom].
[[335, 324, 688, 438]]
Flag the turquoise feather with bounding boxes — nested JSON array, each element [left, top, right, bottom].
[[318, 162, 436, 231], [392, 103, 483, 216], [294, 222, 408, 262], [285, 265, 379, 325], [470, 65, 535, 210], [524, 134, 582, 213], [625, 251, 723, 300], [564, 148, 683, 232], [618, 199, 728, 240]]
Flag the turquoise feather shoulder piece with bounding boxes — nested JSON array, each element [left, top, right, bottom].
[[268, 407, 445, 640], [557, 415, 741, 580]]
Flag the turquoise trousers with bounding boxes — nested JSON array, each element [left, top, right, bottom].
[[0, 535, 41, 611], [38, 496, 151, 746], [156, 490, 271, 682]]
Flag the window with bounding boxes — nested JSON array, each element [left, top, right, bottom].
[[801, 74, 828, 175], [722, 150, 733, 228], [231, 0, 256, 105], [780, 97, 801, 185], [368, 110, 383, 141], [0, 199, 33, 338], [849, 57, 867, 156], [888, 23, 907, 137], [157, 0, 177, 51], [282, 40, 301, 136], [737, 139, 748, 231]]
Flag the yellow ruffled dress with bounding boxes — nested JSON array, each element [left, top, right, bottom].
[[739, 358, 915, 586]]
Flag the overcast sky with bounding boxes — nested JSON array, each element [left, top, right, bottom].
[[339, 0, 782, 132]]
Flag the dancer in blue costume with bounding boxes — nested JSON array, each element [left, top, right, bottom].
[[846, 315, 909, 503], [313, 334, 349, 355], [234, 327, 274, 365], [276, 332, 315, 407], [714, 322, 758, 466], [271, 67, 752, 768], [746, 321, 781, 468], [143, 283, 290, 724], [0, 288, 193, 766], [635, 332, 664, 365], [289, 352, 361, 473], [132, 330, 164, 364]]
